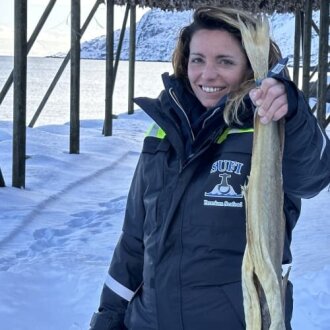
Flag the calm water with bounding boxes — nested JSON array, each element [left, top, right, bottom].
[[0, 56, 172, 126], [1, 56, 329, 127]]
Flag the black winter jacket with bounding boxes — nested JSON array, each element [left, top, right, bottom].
[[90, 73, 330, 330]]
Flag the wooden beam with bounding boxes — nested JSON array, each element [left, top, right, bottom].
[[293, 9, 302, 86], [128, 4, 136, 115], [113, 4, 130, 91], [302, 0, 312, 99], [70, 0, 81, 154], [12, 0, 27, 188], [316, 0, 329, 128], [104, 0, 114, 136]]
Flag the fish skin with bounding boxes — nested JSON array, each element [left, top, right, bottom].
[[238, 13, 288, 329], [242, 114, 287, 330]]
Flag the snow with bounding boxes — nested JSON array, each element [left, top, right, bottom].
[[0, 113, 151, 330], [0, 109, 329, 329]]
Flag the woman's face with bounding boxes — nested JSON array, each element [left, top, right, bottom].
[[188, 28, 249, 109]]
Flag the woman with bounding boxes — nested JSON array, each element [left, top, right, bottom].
[[90, 6, 330, 330]]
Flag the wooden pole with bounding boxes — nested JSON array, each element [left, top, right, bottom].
[[104, 0, 114, 136], [103, 2, 129, 134], [316, 0, 329, 129], [0, 0, 57, 106], [113, 4, 130, 90], [70, 0, 81, 154], [293, 9, 302, 86], [12, 0, 27, 188], [302, 0, 312, 99], [128, 4, 136, 115]]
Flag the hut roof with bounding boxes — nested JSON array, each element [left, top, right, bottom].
[[114, 0, 320, 14]]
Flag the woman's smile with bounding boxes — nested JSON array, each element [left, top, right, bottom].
[[201, 85, 225, 93]]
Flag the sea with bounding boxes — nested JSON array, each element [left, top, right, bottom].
[[0, 56, 172, 127], [0, 56, 329, 128]]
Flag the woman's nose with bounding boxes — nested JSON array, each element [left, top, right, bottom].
[[201, 63, 218, 80]]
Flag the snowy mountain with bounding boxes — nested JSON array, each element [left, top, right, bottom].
[[80, 9, 193, 62], [80, 8, 323, 65]]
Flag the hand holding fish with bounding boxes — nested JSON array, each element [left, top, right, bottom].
[[249, 78, 288, 124]]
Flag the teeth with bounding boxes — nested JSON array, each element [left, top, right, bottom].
[[201, 86, 223, 93]]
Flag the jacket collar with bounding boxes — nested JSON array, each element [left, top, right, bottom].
[[134, 73, 253, 164]]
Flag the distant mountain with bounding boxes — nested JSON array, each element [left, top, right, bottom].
[[79, 8, 323, 65], [80, 9, 193, 62]]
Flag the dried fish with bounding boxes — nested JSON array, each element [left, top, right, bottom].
[[239, 15, 287, 330]]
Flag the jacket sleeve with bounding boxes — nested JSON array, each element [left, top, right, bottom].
[[89, 156, 146, 330], [279, 77, 330, 198]]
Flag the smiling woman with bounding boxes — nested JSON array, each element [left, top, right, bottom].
[[89, 5, 330, 330]]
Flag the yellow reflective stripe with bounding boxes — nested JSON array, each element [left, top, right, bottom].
[[216, 128, 254, 144], [146, 124, 252, 142], [145, 123, 166, 139]]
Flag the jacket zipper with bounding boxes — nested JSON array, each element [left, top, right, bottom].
[[168, 88, 226, 173], [181, 127, 225, 172], [169, 88, 195, 142], [202, 106, 222, 128]]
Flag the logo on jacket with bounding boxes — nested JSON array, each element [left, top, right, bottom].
[[204, 159, 244, 208], [205, 173, 242, 198]]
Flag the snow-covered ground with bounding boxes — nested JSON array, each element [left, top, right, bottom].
[[0, 110, 329, 329]]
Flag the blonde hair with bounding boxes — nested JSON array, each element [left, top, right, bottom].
[[172, 6, 286, 125]]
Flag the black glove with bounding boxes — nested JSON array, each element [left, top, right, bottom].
[[89, 311, 127, 330]]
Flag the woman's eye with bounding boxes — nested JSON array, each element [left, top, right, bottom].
[[190, 57, 203, 64], [219, 59, 234, 66]]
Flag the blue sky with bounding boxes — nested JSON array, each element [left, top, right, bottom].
[[0, 0, 148, 56]]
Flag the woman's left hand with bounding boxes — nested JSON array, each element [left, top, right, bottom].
[[249, 77, 288, 125]]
